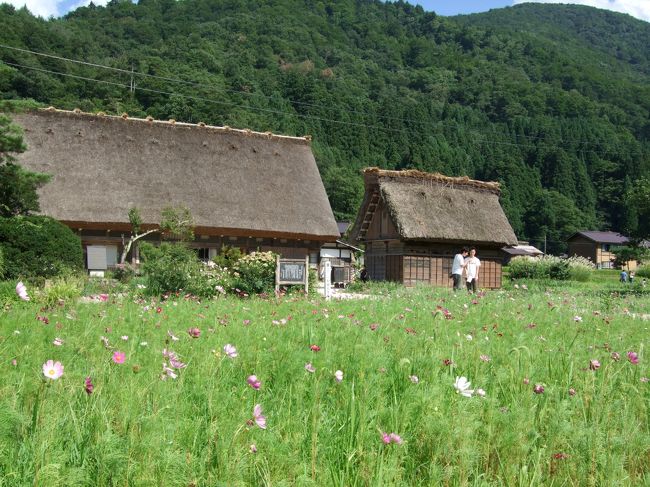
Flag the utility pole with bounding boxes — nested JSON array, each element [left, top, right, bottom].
[[544, 234, 547, 254]]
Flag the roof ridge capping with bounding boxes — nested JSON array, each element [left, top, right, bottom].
[[363, 167, 501, 195], [40, 107, 312, 144]]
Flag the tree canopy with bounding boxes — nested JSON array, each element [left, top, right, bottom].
[[0, 1, 648, 251]]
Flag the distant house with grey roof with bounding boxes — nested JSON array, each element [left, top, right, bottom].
[[567, 231, 629, 269], [13, 108, 339, 271]]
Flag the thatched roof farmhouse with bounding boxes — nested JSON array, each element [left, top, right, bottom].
[[349, 168, 517, 288], [13, 108, 339, 269]]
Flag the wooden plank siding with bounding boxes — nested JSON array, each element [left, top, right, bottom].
[[366, 243, 504, 289]]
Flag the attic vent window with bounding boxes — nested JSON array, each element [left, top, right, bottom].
[[202, 141, 208, 147], [76, 130, 83, 137], [470, 199, 476, 204]]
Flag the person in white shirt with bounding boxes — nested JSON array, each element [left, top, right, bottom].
[[451, 247, 468, 290], [465, 247, 481, 293]]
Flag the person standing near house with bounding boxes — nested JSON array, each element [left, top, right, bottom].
[[620, 270, 628, 283], [465, 247, 481, 293], [451, 247, 469, 291]]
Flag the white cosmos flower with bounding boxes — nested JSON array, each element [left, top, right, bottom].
[[454, 376, 474, 397]]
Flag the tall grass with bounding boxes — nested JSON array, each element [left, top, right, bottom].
[[0, 283, 647, 485]]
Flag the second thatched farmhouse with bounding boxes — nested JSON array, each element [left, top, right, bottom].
[[348, 168, 517, 288], [13, 108, 340, 271]]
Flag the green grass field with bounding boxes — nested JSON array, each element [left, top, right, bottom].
[[0, 281, 648, 486]]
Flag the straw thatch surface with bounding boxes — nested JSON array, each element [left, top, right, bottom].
[[351, 168, 517, 246], [13, 109, 339, 240]]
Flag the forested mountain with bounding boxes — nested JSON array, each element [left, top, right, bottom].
[[0, 0, 648, 252]]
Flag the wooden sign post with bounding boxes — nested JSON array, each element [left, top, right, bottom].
[[276, 255, 309, 293]]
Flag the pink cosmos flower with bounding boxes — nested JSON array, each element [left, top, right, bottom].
[[569, 388, 576, 396], [381, 432, 391, 444], [389, 433, 403, 445], [53, 337, 64, 346], [627, 351, 639, 365], [187, 327, 201, 338], [249, 444, 257, 453], [11, 359, 17, 366], [247, 375, 261, 390], [223, 344, 238, 358], [573, 316, 583, 322], [84, 376, 94, 394], [16, 281, 30, 301], [533, 384, 544, 394], [334, 370, 344, 383], [161, 362, 178, 380], [310, 344, 321, 352], [43, 360, 64, 380], [121, 335, 129, 341], [409, 375, 419, 384], [98, 294, 109, 302], [112, 351, 126, 364], [305, 362, 316, 373], [523, 377, 530, 385], [480, 354, 491, 362], [253, 404, 267, 429], [243, 319, 251, 326], [589, 359, 601, 370]]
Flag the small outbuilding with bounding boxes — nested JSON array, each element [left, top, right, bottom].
[[348, 168, 518, 288], [13, 108, 340, 271], [502, 243, 544, 264]]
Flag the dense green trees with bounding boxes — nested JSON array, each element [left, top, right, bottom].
[[0, 1, 648, 252]]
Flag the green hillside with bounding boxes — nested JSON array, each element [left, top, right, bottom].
[[0, 0, 648, 252]]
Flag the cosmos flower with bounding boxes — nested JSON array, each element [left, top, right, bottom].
[[589, 359, 601, 370], [611, 352, 621, 361], [253, 404, 266, 429], [480, 354, 491, 362], [409, 375, 419, 384], [247, 375, 261, 390], [161, 362, 178, 380], [310, 344, 321, 352], [335, 370, 344, 383], [112, 351, 126, 364], [569, 388, 576, 396], [453, 376, 474, 397], [224, 344, 238, 358], [15, 281, 29, 301], [627, 351, 639, 365], [533, 384, 545, 394], [187, 327, 201, 338], [53, 337, 64, 346], [475, 388, 486, 397], [43, 360, 64, 380], [167, 330, 179, 341], [84, 376, 94, 394], [304, 362, 315, 373], [249, 444, 257, 453], [573, 316, 583, 322], [389, 433, 403, 445]]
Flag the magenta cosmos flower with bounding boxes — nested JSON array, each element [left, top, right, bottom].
[[112, 351, 126, 364], [187, 327, 201, 338], [627, 351, 639, 365], [533, 384, 544, 394], [84, 377, 94, 394], [589, 359, 601, 370], [42, 360, 64, 380], [16, 281, 30, 301], [381, 432, 403, 445], [247, 375, 261, 390], [253, 404, 267, 429]]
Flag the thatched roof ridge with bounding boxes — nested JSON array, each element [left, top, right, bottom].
[[364, 167, 501, 194], [350, 167, 517, 246], [13, 109, 339, 240], [40, 107, 312, 144]]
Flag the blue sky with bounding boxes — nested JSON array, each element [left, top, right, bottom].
[[415, 0, 512, 17], [3, 0, 649, 22]]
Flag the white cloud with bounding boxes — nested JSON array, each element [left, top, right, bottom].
[[513, 0, 650, 22], [4, 0, 109, 18]]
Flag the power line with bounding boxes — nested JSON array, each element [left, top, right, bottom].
[[1, 43, 644, 151], [1, 59, 645, 158]]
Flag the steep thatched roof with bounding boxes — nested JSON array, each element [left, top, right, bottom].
[[13, 108, 339, 240], [350, 167, 517, 246]]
